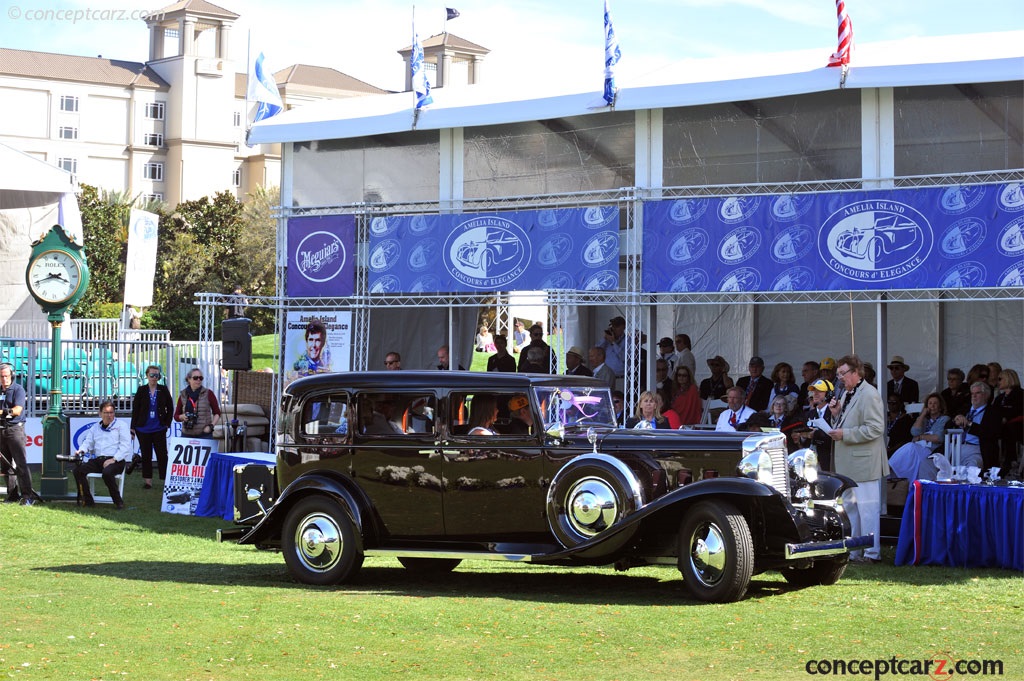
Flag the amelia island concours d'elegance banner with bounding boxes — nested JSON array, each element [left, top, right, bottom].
[[643, 182, 1024, 293], [367, 207, 620, 294], [286, 214, 357, 297]]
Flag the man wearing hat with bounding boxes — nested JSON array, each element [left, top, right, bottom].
[[503, 395, 534, 435], [656, 337, 678, 375], [700, 355, 734, 400], [886, 356, 919, 404], [597, 315, 627, 378], [790, 379, 835, 470], [564, 347, 593, 377], [736, 356, 772, 411]]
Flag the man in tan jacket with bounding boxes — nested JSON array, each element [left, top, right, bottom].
[[829, 354, 889, 563]]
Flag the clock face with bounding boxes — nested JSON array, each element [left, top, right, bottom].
[[28, 250, 82, 304]]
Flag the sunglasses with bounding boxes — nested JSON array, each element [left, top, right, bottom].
[[190, 376, 204, 381], [148, 373, 161, 378]]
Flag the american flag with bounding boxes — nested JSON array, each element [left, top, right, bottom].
[[827, 0, 853, 67]]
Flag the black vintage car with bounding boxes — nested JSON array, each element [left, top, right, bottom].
[[218, 371, 870, 602]]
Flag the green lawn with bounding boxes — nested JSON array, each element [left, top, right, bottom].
[[2, 487, 1021, 681]]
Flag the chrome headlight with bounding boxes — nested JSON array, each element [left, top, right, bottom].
[[738, 450, 773, 484], [788, 448, 819, 483]]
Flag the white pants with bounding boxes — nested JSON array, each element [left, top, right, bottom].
[[842, 478, 882, 560]]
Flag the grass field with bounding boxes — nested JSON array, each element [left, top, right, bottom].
[[2, 487, 1022, 681]]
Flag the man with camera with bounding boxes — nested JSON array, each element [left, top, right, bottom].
[[71, 401, 132, 509], [1, 363, 42, 505]]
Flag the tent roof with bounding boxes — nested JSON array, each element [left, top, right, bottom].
[[0, 143, 78, 210], [249, 31, 1024, 145]]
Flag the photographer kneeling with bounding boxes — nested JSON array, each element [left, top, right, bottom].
[[174, 367, 221, 438], [72, 401, 132, 509]]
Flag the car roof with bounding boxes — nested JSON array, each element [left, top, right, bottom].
[[283, 370, 608, 398]]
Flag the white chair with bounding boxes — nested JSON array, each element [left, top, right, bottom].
[[86, 467, 126, 504], [904, 402, 925, 416], [701, 399, 728, 425], [944, 428, 964, 470]]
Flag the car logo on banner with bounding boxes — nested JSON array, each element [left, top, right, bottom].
[[719, 267, 761, 292], [771, 194, 812, 222], [408, 239, 441, 271], [819, 200, 933, 282], [941, 262, 987, 288], [719, 226, 761, 264], [999, 261, 1024, 286], [668, 198, 708, 225], [444, 215, 530, 289], [582, 232, 619, 268], [940, 217, 986, 258], [997, 216, 1024, 257], [369, 275, 400, 294], [668, 229, 709, 265], [368, 239, 401, 273], [583, 206, 617, 228], [999, 183, 1024, 212], [370, 216, 396, 237], [771, 225, 814, 264], [940, 185, 986, 214], [408, 215, 435, 236], [537, 234, 574, 268], [583, 270, 618, 291], [295, 231, 347, 283], [410, 274, 442, 293], [771, 267, 816, 291], [669, 269, 709, 293], [541, 271, 576, 289], [719, 196, 760, 224], [537, 209, 572, 231]]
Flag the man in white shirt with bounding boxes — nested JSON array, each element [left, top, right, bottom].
[[673, 333, 697, 379], [716, 386, 757, 432], [72, 401, 133, 509], [596, 316, 626, 378]]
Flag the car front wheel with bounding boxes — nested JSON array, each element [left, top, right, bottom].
[[678, 500, 754, 603], [282, 496, 363, 586]]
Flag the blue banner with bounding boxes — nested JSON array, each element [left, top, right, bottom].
[[367, 207, 620, 294], [642, 182, 1024, 293], [286, 215, 356, 298]]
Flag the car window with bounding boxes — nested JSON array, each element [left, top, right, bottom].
[[450, 392, 530, 437], [357, 392, 435, 436], [300, 395, 351, 439], [534, 385, 616, 430]]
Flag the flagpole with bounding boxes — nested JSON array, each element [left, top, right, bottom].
[[412, 6, 420, 129], [245, 30, 252, 142]]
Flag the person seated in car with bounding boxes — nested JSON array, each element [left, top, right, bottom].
[[364, 397, 404, 435], [501, 395, 534, 435], [467, 394, 499, 435]]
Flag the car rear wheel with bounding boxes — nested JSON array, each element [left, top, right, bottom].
[[397, 557, 462, 574], [546, 456, 643, 549], [282, 496, 363, 586], [782, 557, 848, 587], [678, 500, 753, 603]]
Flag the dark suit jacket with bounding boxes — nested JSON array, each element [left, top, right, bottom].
[[486, 353, 516, 373], [961, 404, 1002, 469], [887, 377, 920, 404], [566, 364, 593, 377], [886, 413, 914, 455], [736, 375, 772, 411]]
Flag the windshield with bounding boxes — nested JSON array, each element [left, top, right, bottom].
[[534, 385, 617, 431]]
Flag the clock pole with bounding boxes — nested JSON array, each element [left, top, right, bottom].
[[40, 312, 69, 497]]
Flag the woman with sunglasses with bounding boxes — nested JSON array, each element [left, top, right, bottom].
[[173, 367, 222, 439], [130, 364, 175, 489]]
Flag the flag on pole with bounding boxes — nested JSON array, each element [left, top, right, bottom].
[[827, 0, 853, 67], [412, 24, 433, 110], [446, 7, 460, 20], [247, 51, 283, 122], [603, 0, 621, 106]]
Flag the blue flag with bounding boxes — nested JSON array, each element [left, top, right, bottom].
[[247, 51, 283, 123], [411, 26, 433, 110], [603, 0, 621, 106], [446, 7, 460, 20]]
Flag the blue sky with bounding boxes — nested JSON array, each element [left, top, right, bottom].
[[3, 0, 1022, 92]]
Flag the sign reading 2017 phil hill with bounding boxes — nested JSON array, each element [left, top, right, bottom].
[[367, 207, 620, 294], [642, 182, 1024, 293], [287, 215, 356, 297]]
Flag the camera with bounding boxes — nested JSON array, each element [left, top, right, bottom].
[[184, 411, 198, 431], [125, 453, 143, 475], [55, 452, 85, 464]]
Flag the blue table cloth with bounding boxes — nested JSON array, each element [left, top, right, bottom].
[[195, 451, 276, 521], [895, 480, 1024, 571]]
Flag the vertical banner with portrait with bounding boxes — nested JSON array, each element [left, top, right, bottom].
[[160, 435, 218, 515], [284, 311, 352, 386], [286, 214, 356, 297]]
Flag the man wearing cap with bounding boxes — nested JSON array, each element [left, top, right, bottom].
[[796, 360, 821, 409], [597, 316, 627, 378], [819, 357, 837, 385], [486, 335, 516, 373], [673, 333, 696, 378], [564, 347, 593, 377], [700, 356, 734, 400], [503, 395, 534, 435], [716, 386, 757, 432], [656, 337, 678, 375], [886, 356, 919, 404], [791, 379, 835, 470], [736, 356, 772, 411]]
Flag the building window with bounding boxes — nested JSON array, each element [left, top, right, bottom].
[[143, 162, 164, 181], [144, 102, 165, 120], [232, 169, 241, 187], [143, 193, 163, 202], [143, 132, 164, 147], [58, 126, 78, 140], [60, 95, 79, 112], [233, 111, 242, 127], [57, 157, 77, 173]]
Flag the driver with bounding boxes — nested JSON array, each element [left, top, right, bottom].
[[502, 395, 533, 435]]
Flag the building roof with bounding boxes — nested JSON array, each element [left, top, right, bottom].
[[151, 0, 239, 20], [250, 31, 1024, 146], [273, 65, 388, 95], [0, 48, 168, 89], [398, 32, 491, 56]]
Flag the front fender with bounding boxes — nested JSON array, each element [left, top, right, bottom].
[[238, 472, 372, 547], [811, 471, 858, 500]]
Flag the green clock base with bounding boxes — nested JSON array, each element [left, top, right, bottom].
[[40, 411, 72, 498]]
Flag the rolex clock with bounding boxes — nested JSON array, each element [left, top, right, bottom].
[[26, 224, 90, 319]]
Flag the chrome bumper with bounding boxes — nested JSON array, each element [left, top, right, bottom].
[[784, 533, 873, 559]]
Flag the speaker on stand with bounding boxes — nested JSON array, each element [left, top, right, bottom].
[[222, 318, 252, 452]]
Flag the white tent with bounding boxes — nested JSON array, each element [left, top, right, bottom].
[[0, 143, 82, 335]]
